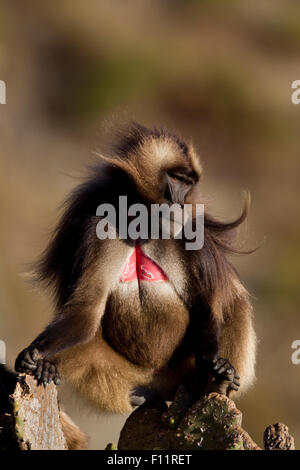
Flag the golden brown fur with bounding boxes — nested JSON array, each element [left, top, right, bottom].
[[59, 410, 88, 450], [16, 123, 256, 418]]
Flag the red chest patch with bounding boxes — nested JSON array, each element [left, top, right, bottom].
[[120, 244, 168, 283]]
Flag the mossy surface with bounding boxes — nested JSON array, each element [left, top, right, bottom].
[[118, 392, 260, 450]]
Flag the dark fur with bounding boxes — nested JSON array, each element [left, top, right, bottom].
[[0, 365, 18, 413], [16, 123, 256, 416], [37, 125, 247, 310]]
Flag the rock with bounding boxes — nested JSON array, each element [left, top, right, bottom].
[[264, 423, 295, 450], [118, 389, 295, 451]]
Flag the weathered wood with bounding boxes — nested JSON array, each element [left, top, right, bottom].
[[0, 374, 67, 450], [0, 367, 88, 450]]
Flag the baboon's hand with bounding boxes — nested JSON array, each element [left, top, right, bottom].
[[207, 357, 240, 396], [15, 346, 60, 386], [15, 345, 41, 373]]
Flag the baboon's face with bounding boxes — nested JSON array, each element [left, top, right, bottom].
[[131, 136, 202, 205]]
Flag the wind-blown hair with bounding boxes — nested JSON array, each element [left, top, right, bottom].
[[35, 123, 253, 317]]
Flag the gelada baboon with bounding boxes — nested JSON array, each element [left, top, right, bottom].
[[15, 124, 256, 444]]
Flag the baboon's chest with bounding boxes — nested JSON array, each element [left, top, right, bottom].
[[102, 244, 189, 367], [119, 243, 168, 283]]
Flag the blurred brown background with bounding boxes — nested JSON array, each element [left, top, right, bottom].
[[0, 0, 300, 449]]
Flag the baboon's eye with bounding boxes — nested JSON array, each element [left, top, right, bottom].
[[167, 171, 194, 185]]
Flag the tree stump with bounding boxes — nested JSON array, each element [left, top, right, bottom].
[[0, 374, 67, 450], [0, 368, 87, 450]]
